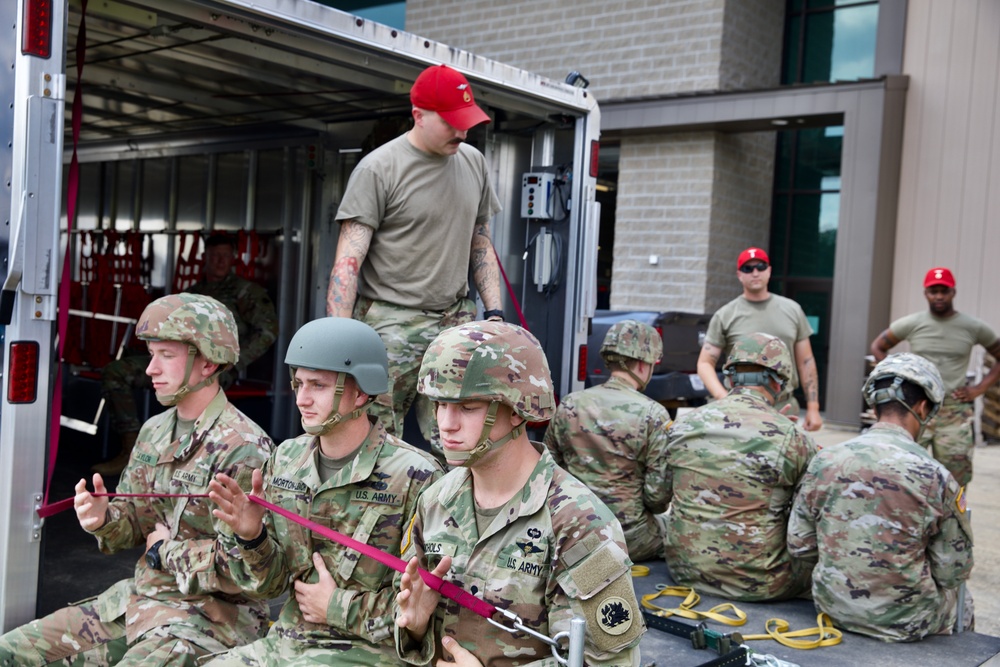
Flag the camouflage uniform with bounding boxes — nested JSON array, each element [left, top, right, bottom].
[[209, 420, 442, 667], [395, 321, 645, 666], [918, 398, 974, 488], [102, 272, 278, 436], [0, 389, 274, 666], [543, 319, 671, 562], [787, 421, 973, 641], [663, 334, 818, 602], [396, 445, 644, 667]]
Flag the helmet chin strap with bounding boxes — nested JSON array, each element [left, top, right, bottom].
[[617, 360, 649, 392], [868, 377, 940, 438], [445, 401, 526, 468], [155, 346, 227, 407], [298, 372, 373, 436], [725, 370, 785, 401]]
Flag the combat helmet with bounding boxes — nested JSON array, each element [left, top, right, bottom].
[[863, 352, 944, 429], [136, 293, 239, 406], [600, 319, 663, 391], [722, 332, 793, 400], [285, 317, 388, 436], [418, 321, 554, 466]]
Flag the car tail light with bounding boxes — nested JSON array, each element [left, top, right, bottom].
[[22, 0, 53, 59], [8, 341, 40, 403], [589, 141, 599, 178], [577, 344, 587, 382]]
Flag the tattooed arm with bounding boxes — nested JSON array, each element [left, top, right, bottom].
[[794, 337, 823, 431], [696, 342, 728, 400], [869, 328, 900, 362], [327, 220, 374, 317], [470, 219, 502, 312]]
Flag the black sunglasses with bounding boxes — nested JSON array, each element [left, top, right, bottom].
[[739, 263, 769, 274]]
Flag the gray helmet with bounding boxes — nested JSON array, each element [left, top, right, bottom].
[[600, 319, 663, 365], [722, 332, 792, 400], [285, 317, 388, 435], [863, 352, 945, 411], [285, 317, 388, 395]]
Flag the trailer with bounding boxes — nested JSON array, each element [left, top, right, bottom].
[[1, 0, 601, 630]]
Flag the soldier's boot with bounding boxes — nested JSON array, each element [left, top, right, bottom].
[[91, 431, 139, 476]]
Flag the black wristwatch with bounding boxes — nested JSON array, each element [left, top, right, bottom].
[[145, 539, 165, 571], [483, 309, 504, 321]]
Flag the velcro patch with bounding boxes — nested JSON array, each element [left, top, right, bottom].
[[134, 451, 158, 467], [172, 468, 208, 487]]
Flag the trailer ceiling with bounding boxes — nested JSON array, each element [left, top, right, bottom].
[[65, 0, 592, 148]]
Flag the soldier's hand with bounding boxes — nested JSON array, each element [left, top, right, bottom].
[[146, 521, 170, 550], [396, 555, 452, 641], [294, 552, 337, 625], [74, 474, 109, 531], [437, 636, 484, 667], [779, 404, 800, 423], [209, 470, 266, 541], [803, 406, 823, 432]]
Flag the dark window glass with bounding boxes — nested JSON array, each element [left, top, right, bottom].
[[784, 1, 878, 84]]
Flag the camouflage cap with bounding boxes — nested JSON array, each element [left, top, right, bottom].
[[418, 321, 555, 422], [136, 293, 239, 365], [600, 319, 663, 365], [285, 317, 388, 396], [863, 352, 945, 408], [723, 332, 793, 383]]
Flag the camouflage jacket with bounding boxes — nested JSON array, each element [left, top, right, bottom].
[[543, 376, 671, 561], [222, 419, 442, 660], [394, 444, 645, 667], [88, 389, 274, 645], [190, 272, 278, 371], [787, 421, 974, 641], [664, 388, 818, 601]]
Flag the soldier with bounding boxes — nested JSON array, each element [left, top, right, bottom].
[[0, 293, 274, 665], [95, 233, 278, 476], [394, 321, 645, 666], [206, 317, 442, 666], [664, 333, 817, 601], [327, 64, 504, 461], [543, 319, 671, 561], [788, 353, 974, 642], [869, 266, 1000, 487]]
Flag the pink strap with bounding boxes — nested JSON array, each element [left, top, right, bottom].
[[492, 245, 529, 330]]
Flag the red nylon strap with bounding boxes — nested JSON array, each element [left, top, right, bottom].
[[492, 245, 529, 330], [36, 491, 497, 620]]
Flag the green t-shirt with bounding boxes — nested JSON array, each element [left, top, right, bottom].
[[705, 294, 813, 391], [889, 310, 999, 392]]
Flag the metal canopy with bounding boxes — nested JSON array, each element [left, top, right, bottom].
[[66, 0, 593, 148]]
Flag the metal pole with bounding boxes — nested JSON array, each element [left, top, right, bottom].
[[956, 508, 970, 633], [566, 617, 586, 667]]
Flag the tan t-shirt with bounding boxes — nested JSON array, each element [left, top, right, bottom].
[[335, 134, 502, 310], [890, 310, 998, 392], [705, 294, 813, 391]]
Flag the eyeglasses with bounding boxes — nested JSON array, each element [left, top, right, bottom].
[[739, 263, 769, 274]]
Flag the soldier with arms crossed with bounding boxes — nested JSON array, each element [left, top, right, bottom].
[[207, 317, 442, 666], [394, 322, 645, 666], [0, 293, 274, 665]]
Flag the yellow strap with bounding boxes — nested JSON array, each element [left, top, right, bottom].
[[630, 564, 651, 577], [742, 613, 843, 650], [640, 586, 747, 626]]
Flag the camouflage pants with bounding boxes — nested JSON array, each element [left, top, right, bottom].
[[101, 353, 153, 436], [202, 633, 391, 667], [920, 398, 974, 487], [0, 599, 223, 667], [624, 512, 668, 562], [354, 296, 476, 461]]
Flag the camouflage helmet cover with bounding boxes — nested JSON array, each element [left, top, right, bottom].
[[863, 352, 945, 408], [723, 332, 793, 383], [418, 321, 555, 422], [284, 317, 389, 396], [136, 293, 239, 365], [600, 319, 663, 365]]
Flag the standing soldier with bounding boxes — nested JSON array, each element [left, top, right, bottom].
[[788, 353, 974, 641], [665, 333, 817, 601], [0, 293, 274, 665], [869, 266, 1000, 487], [544, 319, 671, 561], [207, 317, 442, 666], [96, 233, 278, 476], [394, 322, 645, 666]]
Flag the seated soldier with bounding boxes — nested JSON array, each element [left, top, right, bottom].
[[664, 332, 817, 601], [788, 353, 974, 642], [394, 321, 646, 666]]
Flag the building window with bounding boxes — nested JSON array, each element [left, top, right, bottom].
[[316, 1, 406, 30], [783, 0, 879, 84]]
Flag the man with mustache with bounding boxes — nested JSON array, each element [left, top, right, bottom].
[[327, 64, 503, 464]]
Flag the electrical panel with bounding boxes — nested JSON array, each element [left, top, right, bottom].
[[521, 172, 556, 219]]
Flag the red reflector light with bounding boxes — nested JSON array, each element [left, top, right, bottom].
[[577, 344, 587, 382], [8, 341, 40, 403], [589, 140, 599, 178], [22, 0, 53, 59]]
